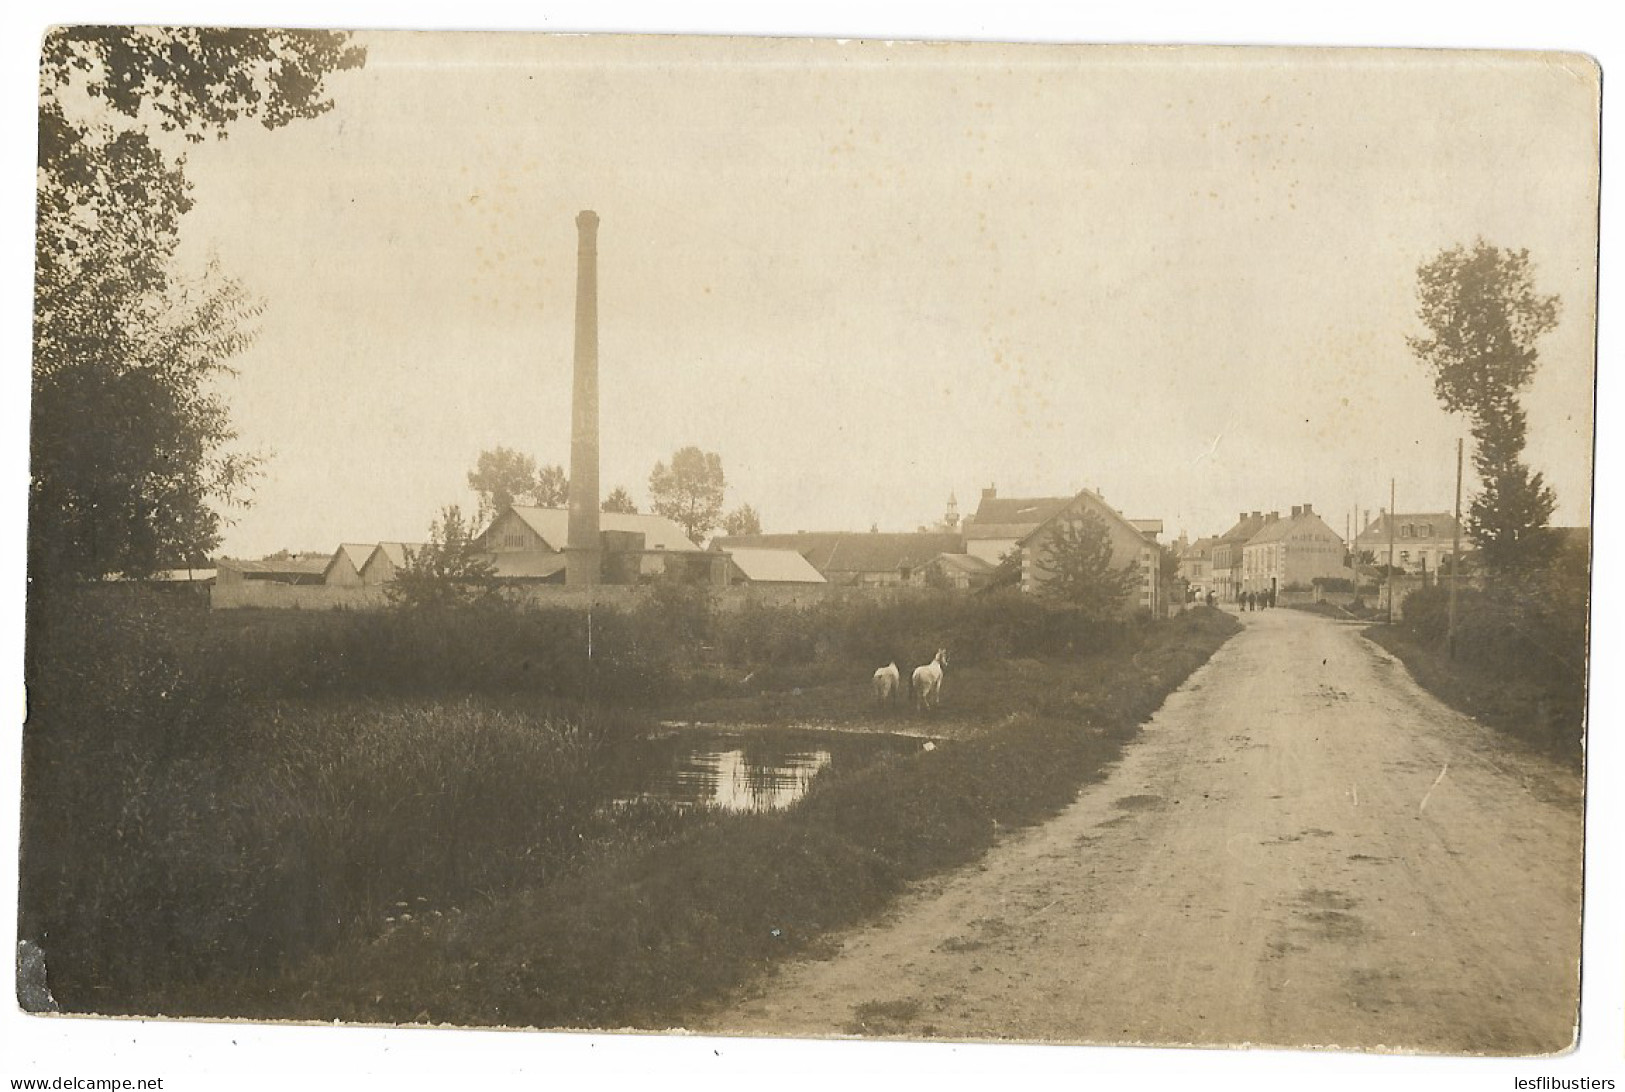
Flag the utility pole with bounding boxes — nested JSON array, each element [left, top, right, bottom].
[[1387, 478, 1396, 624], [1448, 437, 1463, 659]]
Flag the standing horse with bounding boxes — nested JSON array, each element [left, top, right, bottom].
[[872, 662, 902, 708], [912, 649, 948, 711]]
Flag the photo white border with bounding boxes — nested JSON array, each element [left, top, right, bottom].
[[2, 4, 1616, 1090]]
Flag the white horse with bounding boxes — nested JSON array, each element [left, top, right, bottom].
[[872, 662, 901, 707], [912, 649, 948, 711]]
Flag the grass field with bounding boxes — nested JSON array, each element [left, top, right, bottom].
[[21, 588, 1239, 1026], [1365, 623, 1585, 763]]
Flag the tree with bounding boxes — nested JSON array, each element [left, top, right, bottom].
[[467, 448, 569, 524], [981, 549, 1024, 593], [1408, 240, 1561, 572], [386, 506, 499, 609], [1031, 511, 1142, 616], [602, 486, 639, 514], [32, 28, 365, 581], [468, 447, 539, 524], [721, 503, 762, 537], [648, 446, 726, 544], [534, 464, 569, 507]]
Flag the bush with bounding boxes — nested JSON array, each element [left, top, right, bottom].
[[22, 586, 1240, 1022], [1387, 541, 1590, 758], [22, 689, 638, 1013]]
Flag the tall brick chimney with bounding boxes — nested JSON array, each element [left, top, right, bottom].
[[565, 210, 601, 586]]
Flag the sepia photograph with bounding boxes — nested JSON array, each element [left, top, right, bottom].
[[6, 6, 1617, 1090]]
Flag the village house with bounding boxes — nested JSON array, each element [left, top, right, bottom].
[[1240, 504, 1350, 597], [1015, 489, 1165, 616], [1177, 534, 1219, 599], [1353, 510, 1471, 577], [960, 486, 1074, 565], [472, 505, 720, 585], [709, 531, 965, 586], [1210, 511, 1268, 602]]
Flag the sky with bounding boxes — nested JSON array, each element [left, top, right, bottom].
[[157, 33, 1600, 557]]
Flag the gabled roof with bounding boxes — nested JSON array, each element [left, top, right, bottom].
[[1246, 511, 1342, 548], [931, 552, 996, 575], [367, 542, 428, 569], [1015, 489, 1155, 549], [498, 506, 704, 553], [725, 547, 828, 584], [1217, 513, 1269, 545], [378, 542, 416, 567], [1243, 516, 1292, 546], [711, 532, 964, 574], [324, 543, 374, 577], [964, 495, 1072, 537], [1181, 536, 1219, 558], [1354, 512, 1465, 547]]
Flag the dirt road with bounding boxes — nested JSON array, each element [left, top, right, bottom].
[[705, 607, 1584, 1054]]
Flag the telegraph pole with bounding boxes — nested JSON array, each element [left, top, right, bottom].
[[1448, 437, 1463, 658], [1387, 478, 1397, 624]]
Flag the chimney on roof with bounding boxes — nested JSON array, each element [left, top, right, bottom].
[[982, 485, 996, 502], [1238, 512, 1247, 524], [565, 210, 602, 586], [1267, 511, 1280, 522], [1250, 511, 1261, 521], [1302, 502, 1313, 515], [1291, 505, 1302, 519]]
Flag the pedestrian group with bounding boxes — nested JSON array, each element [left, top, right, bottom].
[[1239, 587, 1276, 611]]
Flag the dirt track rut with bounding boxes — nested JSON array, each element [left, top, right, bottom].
[[703, 607, 1583, 1054]]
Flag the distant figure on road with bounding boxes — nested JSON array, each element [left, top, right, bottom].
[[1206, 589, 1216, 608], [1243, 591, 1253, 612], [1268, 587, 1277, 609]]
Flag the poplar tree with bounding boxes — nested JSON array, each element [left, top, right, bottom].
[[1408, 240, 1561, 572]]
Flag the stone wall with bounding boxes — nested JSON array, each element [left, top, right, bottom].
[[210, 581, 914, 612]]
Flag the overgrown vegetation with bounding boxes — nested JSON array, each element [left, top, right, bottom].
[[1369, 535, 1590, 761], [1030, 510, 1142, 614], [22, 586, 1236, 1025], [385, 505, 499, 609], [32, 29, 365, 581], [1408, 240, 1562, 574]]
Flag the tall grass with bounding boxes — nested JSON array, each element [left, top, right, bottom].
[[1379, 539, 1589, 760], [160, 609, 1240, 1027], [21, 589, 655, 1011], [22, 585, 1236, 1023]]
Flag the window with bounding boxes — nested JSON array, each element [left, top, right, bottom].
[[1400, 550, 1410, 563], [1401, 524, 1413, 538]]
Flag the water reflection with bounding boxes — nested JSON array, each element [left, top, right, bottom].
[[609, 728, 915, 813]]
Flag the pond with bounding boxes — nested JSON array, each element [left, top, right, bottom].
[[606, 726, 926, 812]]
